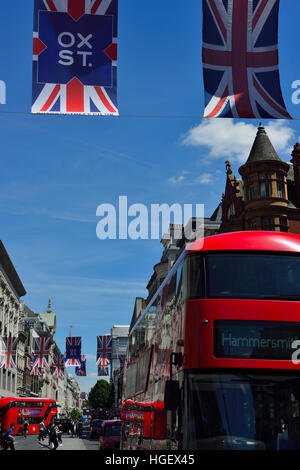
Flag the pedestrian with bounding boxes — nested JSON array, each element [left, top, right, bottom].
[[48, 421, 59, 450], [0, 427, 7, 449], [57, 423, 63, 446], [77, 420, 83, 439], [23, 419, 29, 438], [3, 424, 15, 450], [71, 420, 76, 438], [38, 420, 45, 441]]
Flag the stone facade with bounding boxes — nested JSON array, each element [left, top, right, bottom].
[[110, 325, 129, 414], [0, 241, 26, 398]]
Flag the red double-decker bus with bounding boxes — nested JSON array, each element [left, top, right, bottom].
[[121, 231, 300, 451], [0, 397, 57, 435]]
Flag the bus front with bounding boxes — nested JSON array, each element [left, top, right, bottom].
[[180, 232, 300, 450]]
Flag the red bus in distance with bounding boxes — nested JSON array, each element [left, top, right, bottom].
[[0, 397, 57, 435], [121, 231, 300, 451]]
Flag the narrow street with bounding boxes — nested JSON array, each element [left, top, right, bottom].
[[10, 424, 98, 451]]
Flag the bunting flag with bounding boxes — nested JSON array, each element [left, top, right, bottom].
[[96, 335, 112, 366], [30, 366, 42, 376], [75, 355, 87, 376], [65, 336, 81, 366], [32, 0, 118, 115], [0, 337, 18, 369], [202, 0, 291, 119], [53, 353, 65, 377], [97, 357, 110, 376], [32, 336, 51, 368]]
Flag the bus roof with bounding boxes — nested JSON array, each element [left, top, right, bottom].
[[187, 231, 300, 254], [0, 397, 55, 404]]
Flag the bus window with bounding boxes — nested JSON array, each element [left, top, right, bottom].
[[185, 372, 300, 450], [175, 262, 184, 305], [206, 253, 300, 300], [185, 254, 204, 300]]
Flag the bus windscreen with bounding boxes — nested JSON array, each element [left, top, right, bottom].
[[206, 253, 300, 300]]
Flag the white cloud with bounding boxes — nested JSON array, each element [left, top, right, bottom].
[[182, 119, 295, 163], [168, 175, 186, 184], [195, 173, 214, 184]]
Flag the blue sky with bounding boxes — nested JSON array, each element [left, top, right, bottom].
[[1, 0, 300, 393]]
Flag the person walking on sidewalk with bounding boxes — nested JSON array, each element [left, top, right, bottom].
[[71, 420, 76, 438], [77, 420, 83, 439], [57, 423, 63, 447], [38, 420, 45, 442], [48, 421, 59, 450], [23, 419, 29, 438], [3, 424, 15, 450]]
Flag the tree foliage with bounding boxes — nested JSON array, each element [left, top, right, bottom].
[[70, 408, 82, 421], [88, 380, 114, 410]]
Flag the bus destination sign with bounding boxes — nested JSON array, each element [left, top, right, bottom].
[[214, 320, 300, 360]]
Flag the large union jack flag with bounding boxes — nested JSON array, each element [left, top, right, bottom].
[[202, 0, 291, 119], [32, 0, 118, 115], [65, 336, 81, 366], [0, 337, 18, 369], [96, 335, 112, 365], [32, 336, 51, 368]]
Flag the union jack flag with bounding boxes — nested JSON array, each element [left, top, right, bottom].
[[75, 355, 87, 376], [32, 336, 51, 368], [98, 357, 110, 376], [96, 335, 112, 365], [32, 0, 118, 115], [202, 0, 291, 119], [0, 337, 18, 369], [65, 336, 81, 366], [30, 366, 42, 376], [53, 352, 65, 377]]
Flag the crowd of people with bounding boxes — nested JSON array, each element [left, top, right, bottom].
[[0, 418, 84, 451]]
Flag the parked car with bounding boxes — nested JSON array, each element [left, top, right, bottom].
[[98, 420, 121, 450], [90, 419, 103, 438]]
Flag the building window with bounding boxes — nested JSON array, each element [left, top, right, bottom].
[[279, 217, 288, 232], [277, 172, 284, 180], [248, 218, 257, 230], [260, 182, 271, 199], [248, 186, 255, 201], [261, 216, 275, 230], [259, 172, 270, 180], [277, 183, 283, 198], [248, 175, 254, 184], [227, 203, 235, 219]]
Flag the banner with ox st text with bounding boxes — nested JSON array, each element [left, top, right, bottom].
[[32, 0, 118, 115]]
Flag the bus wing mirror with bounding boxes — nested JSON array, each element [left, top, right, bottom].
[[164, 380, 179, 411]]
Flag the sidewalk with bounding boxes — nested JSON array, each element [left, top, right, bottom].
[[57, 435, 87, 451], [37, 435, 87, 451]]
